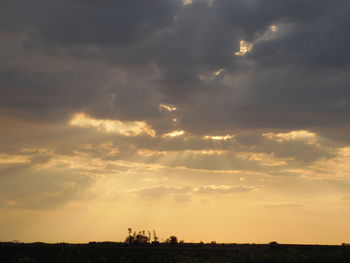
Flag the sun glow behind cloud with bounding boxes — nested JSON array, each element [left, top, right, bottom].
[[214, 68, 225, 76], [270, 25, 279, 32], [235, 40, 253, 56], [69, 113, 156, 137], [159, 104, 177, 112], [262, 130, 317, 143], [182, 0, 192, 5], [162, 130, 185, 138], [203, 134, 235, 141]]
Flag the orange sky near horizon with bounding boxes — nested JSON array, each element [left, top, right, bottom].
[[1, 113, 350, 245]]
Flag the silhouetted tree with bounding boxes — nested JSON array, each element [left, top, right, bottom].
[[135, 231, 149, 243], [153, 230, 159, 243], [166, 236, 178, 245], [125, 229, 150, 244]]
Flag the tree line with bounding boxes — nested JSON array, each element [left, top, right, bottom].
[[125, 228, 179, 244]]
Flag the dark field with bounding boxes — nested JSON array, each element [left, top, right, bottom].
[[1, 242, 350, 263]]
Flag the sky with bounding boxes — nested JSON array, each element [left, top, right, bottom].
[[1, 0, 350, 245]]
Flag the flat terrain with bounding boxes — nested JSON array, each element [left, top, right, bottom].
[[1, 242, 350, 263]]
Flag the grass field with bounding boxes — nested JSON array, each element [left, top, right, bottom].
[[1, 242, 350, 263]]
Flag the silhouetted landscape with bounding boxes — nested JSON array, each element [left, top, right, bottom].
[[2, 230, 350, 263], [2, 1, 350, 262], [2, 241, 350, 263]]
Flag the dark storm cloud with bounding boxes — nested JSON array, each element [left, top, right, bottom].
[[1, 0, 350, 142], [0, 0, 181, 46], [0, 70, 111, 121], [250, 1, 350, 69]]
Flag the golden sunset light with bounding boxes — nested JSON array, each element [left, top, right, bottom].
[[1, 0, 350, 254]]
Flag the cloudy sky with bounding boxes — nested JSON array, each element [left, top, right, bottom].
[[1, 0, 350, 244]]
